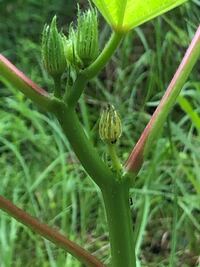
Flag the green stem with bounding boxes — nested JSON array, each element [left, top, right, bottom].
[[83, 31, 124, 79], [79, 94, 91, 137], [67, 74, 87, 107], [53, 102, 115, 188], [53, 101, 137, 266], [68, 31, 124, 107], [102, 182, 136, 267], [53, 75, 62, 98], [107, 143, 122, 172]]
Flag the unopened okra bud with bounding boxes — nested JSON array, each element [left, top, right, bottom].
[[99, 104, 122, 144], [41, 16, 66, 78], [76, 7, 99, 68], [64, 25, 82, 69]]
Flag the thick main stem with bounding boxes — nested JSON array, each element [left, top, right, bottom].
[[102, 182, 136, 267], [54, 102, 136, 265], [53, 103, 115, 188]]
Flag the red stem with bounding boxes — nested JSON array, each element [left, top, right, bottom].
[[0, 195, 105, 267], [0, 54, 48, 96], [125, 25, 200, 173]]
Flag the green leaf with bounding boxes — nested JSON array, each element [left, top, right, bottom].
[[91, 0, 188, 32]]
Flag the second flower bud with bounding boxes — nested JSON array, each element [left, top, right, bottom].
[[64, 7, 99, 69], [99, 104, 122, 144]]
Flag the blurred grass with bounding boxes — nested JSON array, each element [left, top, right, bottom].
[[0, 0, 200, 266]]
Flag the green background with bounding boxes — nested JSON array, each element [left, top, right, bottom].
[[0, 0, 200, 266]]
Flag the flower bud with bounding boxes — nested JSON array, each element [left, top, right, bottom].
[[76, 7, 99, 68], [99, 104, 122, 144], [42, 16, 66, 78], [64, 25, 82, 69]]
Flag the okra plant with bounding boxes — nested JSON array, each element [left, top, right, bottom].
[[0, 0, 200, 266]]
